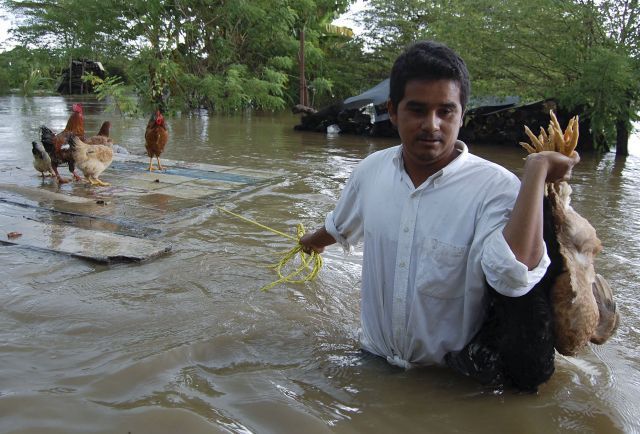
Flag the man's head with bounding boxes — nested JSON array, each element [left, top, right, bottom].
[[387, 41, 470, 180], [389, 41, 470, 114]]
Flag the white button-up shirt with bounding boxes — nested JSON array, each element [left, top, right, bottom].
[[324, 142, 549, 368]]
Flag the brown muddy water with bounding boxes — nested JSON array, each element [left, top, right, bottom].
[[0, 95, 639, 434]]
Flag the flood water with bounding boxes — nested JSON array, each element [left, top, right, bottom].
[[1, 95, 639, 434]]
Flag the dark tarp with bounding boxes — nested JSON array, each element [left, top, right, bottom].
[[343, 79, 390, 109], [342, 78, 520, 113]]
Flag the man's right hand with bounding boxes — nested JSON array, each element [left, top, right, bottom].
[[299, 227, 336, 254]]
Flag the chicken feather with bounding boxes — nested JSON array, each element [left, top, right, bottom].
[[68, 136, 113, 187]]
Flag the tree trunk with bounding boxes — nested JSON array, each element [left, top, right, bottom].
[[298, 26, 308, 107], [68, 56, 72, 95], [615, 118, 629, 157], [80, 60, 85, 95]]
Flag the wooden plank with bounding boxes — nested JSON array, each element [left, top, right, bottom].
[[0, 155, 279, 264], [109, 160, 262, 184], [0, 200, 160, 237], [0, 214, 171, 263], [0, 183, 96, 204]]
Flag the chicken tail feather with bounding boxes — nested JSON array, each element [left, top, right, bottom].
[[40, 125, 56, 154]]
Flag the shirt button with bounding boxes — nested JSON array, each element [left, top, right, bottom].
[[403, 227, 409, 233], [399, 261, 406, 268]]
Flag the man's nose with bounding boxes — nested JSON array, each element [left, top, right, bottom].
[[420, 112, 439, 131]]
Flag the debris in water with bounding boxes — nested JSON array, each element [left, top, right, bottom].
[[7, 231, 22, 239]]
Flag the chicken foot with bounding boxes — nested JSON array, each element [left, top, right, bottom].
[[148, 156, 165, 172], [52, 165, 70, 184], [85, 176, 110, 187]]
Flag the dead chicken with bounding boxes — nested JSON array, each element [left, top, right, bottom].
[[67, 135, 113, 187], [444, 111, 620, 391], [520, 110, 619, 356]]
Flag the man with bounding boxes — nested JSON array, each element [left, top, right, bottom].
[[299, 41, 578, 383]]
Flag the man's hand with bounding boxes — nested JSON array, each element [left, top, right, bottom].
[[299, 227, 336, 254], [526, 151, 580, 184]]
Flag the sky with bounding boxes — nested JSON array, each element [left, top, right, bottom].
[[0, 4, 17, 52], [332, 0, 367, 35]]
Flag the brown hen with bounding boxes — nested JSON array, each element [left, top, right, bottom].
[[144, 110, 168, 171]]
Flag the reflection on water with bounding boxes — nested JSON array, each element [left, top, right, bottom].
[[0, 95, 639, 434]]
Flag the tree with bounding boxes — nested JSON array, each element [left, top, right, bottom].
[[1, 0, 363, 111], [3, 0, 129, 57], [595, 0, 640, 156], [287, 0, 354, 107], [356, 0, 640, 154]]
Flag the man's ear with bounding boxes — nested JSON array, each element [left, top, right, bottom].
[[387, 99, 397, 126]]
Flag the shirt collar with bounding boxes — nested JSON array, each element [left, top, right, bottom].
[[392, 145, 404, 169], [392, 140, 470, 180], [442, 141, 469, 177]]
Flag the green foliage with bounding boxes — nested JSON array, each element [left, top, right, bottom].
[[356, 0, 640, 153], [268, 56, 295, 71], [82, 73, 140, 116], [556, 48, 639, 147], [3, 0, 129, 57], [173, 65, 289, 112], [0, 46, 59, 95], [22, 68, 55, 96], [0, 68, 10, 94], [1, 0, 361, 110]]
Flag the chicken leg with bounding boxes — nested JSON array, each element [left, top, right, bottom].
[[148, 156, 164, 172]]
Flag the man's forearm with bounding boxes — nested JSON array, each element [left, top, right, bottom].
[[503, 151, 579, 269], [503, 155, 547, 269]]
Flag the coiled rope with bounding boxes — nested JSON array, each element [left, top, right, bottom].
[[216, 206, 323, 291]]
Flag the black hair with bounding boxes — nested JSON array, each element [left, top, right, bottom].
[[389, 40, 470, 114]]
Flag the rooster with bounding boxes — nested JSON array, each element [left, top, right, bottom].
[[86, 121, 114, 146], [40, 103, 85, 183], [31, 141, 54, 178], [144, 110, 168, 171], [68, 135, 113, 186]]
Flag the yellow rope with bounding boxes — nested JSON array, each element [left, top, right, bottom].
[[217, 206, 323, 291]]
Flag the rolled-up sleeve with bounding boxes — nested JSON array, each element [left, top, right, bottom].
[[324, 168, 365, 252], [481, 228, 550, 297]]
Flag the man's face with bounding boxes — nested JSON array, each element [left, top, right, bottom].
[[388, 79, 463, 173]]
